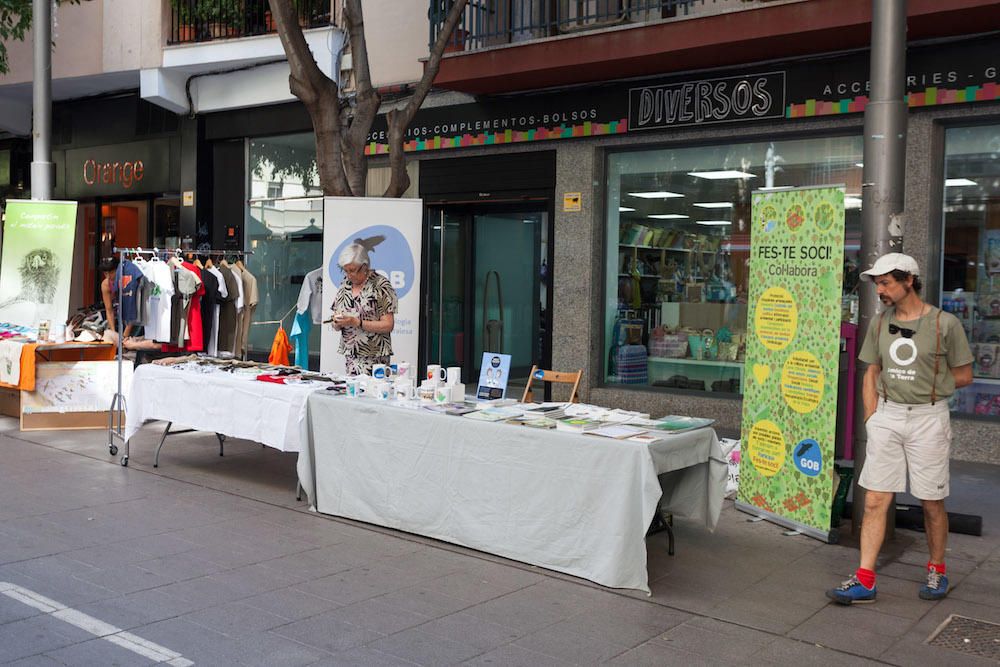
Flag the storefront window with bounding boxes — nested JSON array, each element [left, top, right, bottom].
[[941, 124, 1000, 419], [605, 135, 863, 394], [247, 133, 323, 368]]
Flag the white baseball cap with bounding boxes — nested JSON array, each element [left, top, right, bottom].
[[860, 253, 920, 281]]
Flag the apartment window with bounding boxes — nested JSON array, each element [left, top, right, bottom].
[[940, 123, 1000, 419], [605, 135, 863, 394]]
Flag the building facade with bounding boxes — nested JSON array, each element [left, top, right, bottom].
[[2, 0, 999, 459]]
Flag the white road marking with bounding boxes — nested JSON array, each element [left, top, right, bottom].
[[1, 582, 194, 666]]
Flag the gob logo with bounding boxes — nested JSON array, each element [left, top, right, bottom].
[[328, 224, 415, 299], [792, 438, 822, 477]]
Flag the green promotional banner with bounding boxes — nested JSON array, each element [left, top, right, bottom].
[[737, 186, 845, 539], [0, 200, 78, 327]]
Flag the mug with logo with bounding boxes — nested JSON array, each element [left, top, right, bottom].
[[446, 366, 461, 386], [434, 385, 451, 403], [372, 364, 389, 380], [426, 364, 446, 384], [346, 377, 363, 397], [393, 378, 415, 400], [397, 361, 411, 380]]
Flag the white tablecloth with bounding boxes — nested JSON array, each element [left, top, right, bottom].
[[298, 394, 727, 592], [124, 364, 324, 452]]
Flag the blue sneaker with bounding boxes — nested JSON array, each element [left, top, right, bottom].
[[919, 568, 949, 600], [826, 575, 877, 605]]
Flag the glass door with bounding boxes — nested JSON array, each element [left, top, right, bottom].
[[424, 204, 550, 397]]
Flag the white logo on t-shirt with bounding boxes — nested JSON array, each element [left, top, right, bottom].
[[889, 337, 918, 366]]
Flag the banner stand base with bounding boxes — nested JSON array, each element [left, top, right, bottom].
[[735, 501, 838, 544]]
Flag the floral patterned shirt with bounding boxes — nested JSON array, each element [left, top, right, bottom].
[[332, 271, 397, 357]]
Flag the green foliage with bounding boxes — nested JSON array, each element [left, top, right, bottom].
[[0, 0, 87, 74]]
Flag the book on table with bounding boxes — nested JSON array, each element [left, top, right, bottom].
[[464, 406, 522, 422], [648, 415, 716, 432], [555, 417, 604, 433], [586, 424, 650, 440]]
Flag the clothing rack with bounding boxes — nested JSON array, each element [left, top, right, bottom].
[[107, 246, 254, 467], [251, 305, 297, 327]]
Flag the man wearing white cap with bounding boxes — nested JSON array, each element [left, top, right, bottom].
[[827, 253, 973, 605]]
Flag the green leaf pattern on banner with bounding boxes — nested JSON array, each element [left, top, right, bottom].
[[738, 187, 845, 531]]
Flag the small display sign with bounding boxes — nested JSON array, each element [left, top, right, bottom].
[[563, 192, 581, 212], [477, 352, 511, 400]]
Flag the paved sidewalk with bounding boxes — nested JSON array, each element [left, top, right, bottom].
[[1, 416, 998, 665]]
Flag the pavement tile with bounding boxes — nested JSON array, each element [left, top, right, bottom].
[[650, 616, 776, 662], [539, 603, 689, 649], [606, 641, 724, 666], [183, 600, 291, 637], [748, 636, 886, 666], [513, 624, 631, 664], [371, 627, 484, 666], [310, 647, 423, 666], [0, 614, 94, 663], [4, 656, 64, 667], [418, 611, 526, 651], [461, 642, 576, 666], [462, 583, 593, 632], [227, 629, 332, 666], [321, 597, 433, 635], [43, 637, 158, 666], [271, 609, 385, 652], [126, 617, 237, 665], [307, 563, 420, 605], [423, 568, 542, 605], [371, 586, 474, 619], [241, 587, 343, 621], [787, 603, 918, 658], [74, 587, 209, 629]]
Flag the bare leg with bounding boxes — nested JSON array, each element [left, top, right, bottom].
[[860, 490, 894, 571], [922, 499, 948, 564]]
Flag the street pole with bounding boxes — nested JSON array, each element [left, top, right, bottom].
[[853, 0, 908, 538], [30, 0, 54, 200]]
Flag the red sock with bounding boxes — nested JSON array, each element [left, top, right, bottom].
[[928, 561, 946, 575], [855, 567, 876, 589]]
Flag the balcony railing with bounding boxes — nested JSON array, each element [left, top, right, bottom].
[[429, 0, 781, 52], [168, 0, 330, 45]]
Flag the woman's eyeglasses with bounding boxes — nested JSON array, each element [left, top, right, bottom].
[[888, 323, 915, 338]]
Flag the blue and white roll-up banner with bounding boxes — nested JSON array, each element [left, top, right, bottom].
[[321, 197, 423, 375]]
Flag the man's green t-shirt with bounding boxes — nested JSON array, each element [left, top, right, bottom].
[[858, 306, 973, 404]]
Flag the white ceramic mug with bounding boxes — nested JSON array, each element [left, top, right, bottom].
[[434, 385, 451, 403], [446, 366, 461, 386], [372, 364, 389, 380], [346, 377, 363, 397], [426, 364, 446, 382], [397, 361, 411, 379], [374, 381, 391, 400], [393, 378, 415, 400]]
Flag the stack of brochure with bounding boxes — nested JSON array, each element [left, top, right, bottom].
[[555, 417, 604, 433], [585, 424, 650, 440], [647, 415, 716, 433], [464, 406, 523, 422], [518, 402, 569, 420]]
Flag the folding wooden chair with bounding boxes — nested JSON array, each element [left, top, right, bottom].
[[520, 365, 582, 403]]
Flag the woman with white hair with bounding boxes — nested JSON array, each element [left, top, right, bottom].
[[331, 243, 398, 375]]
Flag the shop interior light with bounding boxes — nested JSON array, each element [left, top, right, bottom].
[[648, 214, 689, 219], [945, 178, 977, 186], [627, 191, 684, 198], [619, 206, 636, 212], [687, 170, 756, 179], [696, 220, 732, 226], [693, 202, 733, 209], [845, 196, 863, 209], [855, 162, 864, 167]]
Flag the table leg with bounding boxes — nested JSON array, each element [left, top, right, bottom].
[[154, 421, 173, 468], [216, 433, 225, 456]]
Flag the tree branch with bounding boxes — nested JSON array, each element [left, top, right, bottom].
[[267, 0, 350, 196], [383, 0, 469, 197]]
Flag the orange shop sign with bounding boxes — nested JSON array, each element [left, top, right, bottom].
[[83, 159, 145, 189]]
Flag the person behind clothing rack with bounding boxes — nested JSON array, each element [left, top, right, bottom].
[[99, 257, 133, 339], [331, 243, 397, 376]]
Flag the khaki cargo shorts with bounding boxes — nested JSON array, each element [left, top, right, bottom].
[[858, 400, 952, 500]]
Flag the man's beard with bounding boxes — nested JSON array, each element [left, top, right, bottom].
[[880, 285, 911, 306]]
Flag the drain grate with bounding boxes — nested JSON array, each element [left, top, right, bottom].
[[927, 614, 1000, 660]]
